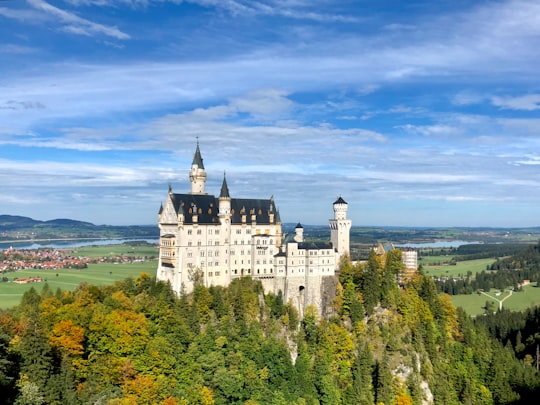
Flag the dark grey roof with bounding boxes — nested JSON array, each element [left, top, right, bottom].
[[298, 241, 333, 250], [333, 196, 347, 205], [295, 223, 303, 229], [192, 142, 205, 169], [170, 193, 279, 225], [220, 174, 230, 198]]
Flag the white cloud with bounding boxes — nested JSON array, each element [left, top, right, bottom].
[[24, 0, 130, 39], [491, 94, 540, 111]]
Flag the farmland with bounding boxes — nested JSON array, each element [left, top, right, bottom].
[[452, 284, 540, 316], [0, 260, 158, 309], [0, 243, 158, 309]]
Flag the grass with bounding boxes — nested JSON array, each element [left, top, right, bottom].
[[0, 259, 158, 309], [65, 243, 158, 258], [423, 258, 494, 278], [452, 283, 540, 317]]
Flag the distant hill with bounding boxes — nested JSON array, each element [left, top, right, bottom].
[[0, 215, 158, 241]]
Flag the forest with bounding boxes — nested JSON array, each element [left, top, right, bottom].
[[0, 248, 540, 404]]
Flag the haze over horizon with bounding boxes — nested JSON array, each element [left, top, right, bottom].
[[1, 1, 540, 228]]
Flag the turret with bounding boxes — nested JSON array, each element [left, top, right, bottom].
[[329, 196, 352, 258], [189, 141, 207, 194], [218, 173, 231, 220], [294, 223, 304, 243]]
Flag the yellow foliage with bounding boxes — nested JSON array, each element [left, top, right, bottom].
[[393, 392, 413, 405], [200, 386, 215, 405], [50, 319, 85, 356]]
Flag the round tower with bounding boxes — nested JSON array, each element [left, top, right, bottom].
[[294, 223, 304, 243], [189, 141, 207, 194], [329, 196, 352, 258], [218, 173, 231, 220]]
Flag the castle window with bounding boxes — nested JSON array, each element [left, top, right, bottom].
[[188, 229, 192, 235], [215, 230, 220, 235], [197, 229, 202, 235], [188, 242, 192, 247], [198, 208, 202, 214], [215, 271, 220, 276]]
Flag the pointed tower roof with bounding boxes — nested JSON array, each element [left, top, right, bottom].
[[334, 196, 347, 205], [192, 140, 205, 169], [220, 173, 230, 198], [275, 207, 281, 223]]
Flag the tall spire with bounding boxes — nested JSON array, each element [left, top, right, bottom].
[[220, 172, 230, 198], [192, 138, 205, 169], [189, 139, 207, 194]]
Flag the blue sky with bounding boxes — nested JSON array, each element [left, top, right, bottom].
[[1, 0, 539, 227]]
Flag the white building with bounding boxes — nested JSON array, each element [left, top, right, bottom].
[[156, 143, 351, 314]]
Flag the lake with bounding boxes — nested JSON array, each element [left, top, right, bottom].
[[0, 238, 159, 250], [396, 240, 481, 249]]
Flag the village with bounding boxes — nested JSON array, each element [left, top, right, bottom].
[[0, 246, 148, 284]]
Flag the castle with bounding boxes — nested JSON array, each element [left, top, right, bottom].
[[156, 143, 351, 315]]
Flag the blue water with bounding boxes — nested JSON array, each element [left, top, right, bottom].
[[0, 239, 159, 250], [396, 240, 481, 249]]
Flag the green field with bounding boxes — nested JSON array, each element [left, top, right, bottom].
[[66, 243, 158, 258], [423, 258, 494, 278], [0, 260, 158, 309], [452, 284, 540, 316]]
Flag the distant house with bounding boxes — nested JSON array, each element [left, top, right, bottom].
[[13, 277, 42, 284]]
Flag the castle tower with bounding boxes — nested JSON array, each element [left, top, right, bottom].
[[294, 223, 304, 243], [189, 141, 207, 194], [329, 196, 351, 258], [218, 173, 231, 221]]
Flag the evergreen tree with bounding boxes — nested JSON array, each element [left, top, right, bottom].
[[374, 352, 393, 405], [349, 341, 374, 405], [361, 250, 381, 315]]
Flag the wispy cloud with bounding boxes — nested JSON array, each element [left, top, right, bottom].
[[3, 0, 131, 39], [491, 94, 540, 111]]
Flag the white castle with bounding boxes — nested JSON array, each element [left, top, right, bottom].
[[156, 143, 351, 315]]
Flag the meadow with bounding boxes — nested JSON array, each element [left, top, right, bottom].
[[451, 284, 540, 317], [66, 242, 158, 258], [0, 243, 159, 309], [422, 258, 494, 278]]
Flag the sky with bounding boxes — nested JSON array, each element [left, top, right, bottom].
[[1, 0, 539, 228]]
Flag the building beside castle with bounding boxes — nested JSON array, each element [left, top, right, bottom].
[[156, 143, 351, 315]]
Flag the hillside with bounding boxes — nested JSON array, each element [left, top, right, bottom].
[[1, 249, 539, 404], [0, 215, 158, 241]]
